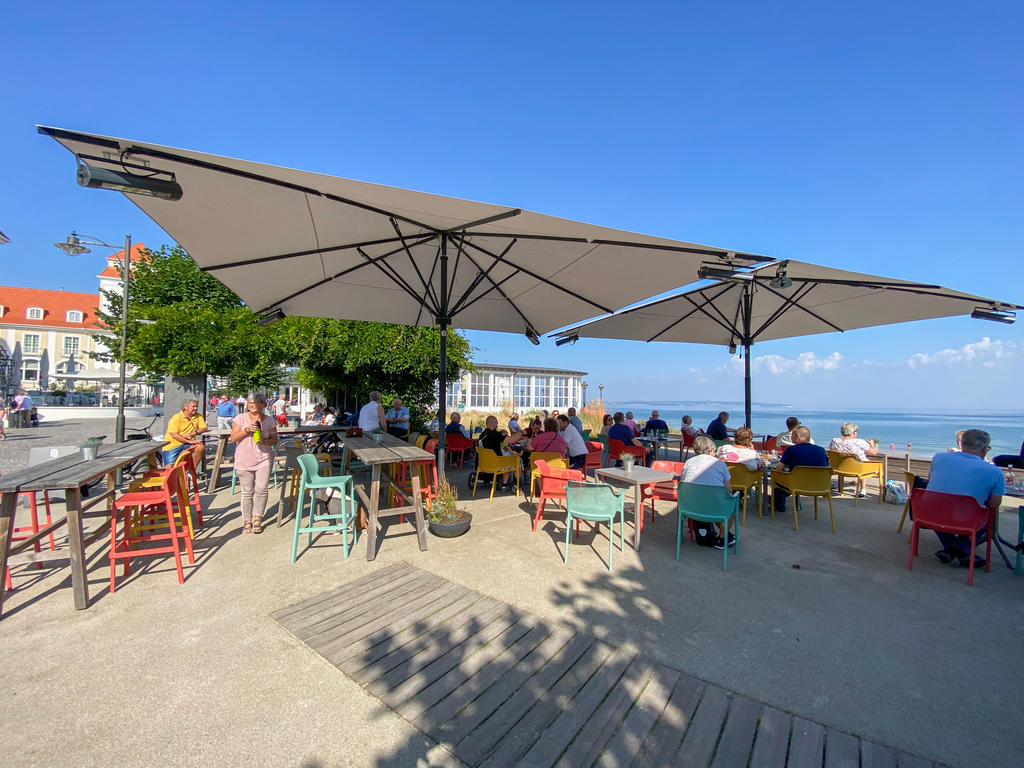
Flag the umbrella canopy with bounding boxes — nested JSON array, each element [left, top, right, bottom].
[[39, 125, 768, 453], [555, 259, 1022, 425], [58, 367, 143, 383]]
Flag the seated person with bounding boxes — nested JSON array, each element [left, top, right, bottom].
[[706, 411, 734, 440], [773, 426, 828, 513], [623, 411, 639, 435], [608, 411, 653, 464], [385, 397, 411, 438], [828, 421, 877, 461], [927, 428, 1004, 567], [600, 414, 614, 436], [557, 414, 589, 470], [776, 416, 801, 448], [304, 403, 323, 426], [715, 426, 762, 470], [445, 411, 471, 439], [163, 398, 208, 466], [680, 435, 735, 549], [508, 413, 521, 433], [478, 415, 514, 489], [643, 410, 669, 435], [526, 417, 568, 457], [680, 415, 702, 437], [522, 417, 542, 440], [567, 407, 584, 435], [321, 407, 337, 426], [992, 438, 1024, 469]]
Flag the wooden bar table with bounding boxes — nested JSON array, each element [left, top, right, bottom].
[[0, 441, 165, 616], [205, 424, 350, 494]]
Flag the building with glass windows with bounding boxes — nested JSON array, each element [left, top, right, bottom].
[[446, 364, 588, 413]]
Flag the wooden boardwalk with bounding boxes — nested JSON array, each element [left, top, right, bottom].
[[272, 563, 943, 768]]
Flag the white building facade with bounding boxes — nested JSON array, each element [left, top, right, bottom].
[[446, 364, 588, 413]]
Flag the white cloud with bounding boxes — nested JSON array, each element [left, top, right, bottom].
[[716, 351, 843, 376], [906, 337, 1018, 368]]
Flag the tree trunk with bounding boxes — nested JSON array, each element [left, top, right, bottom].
[[163, 375, 207, 434]]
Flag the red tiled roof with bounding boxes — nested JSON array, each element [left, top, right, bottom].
[[97, 241, 148, 278], [0, 286, 101, 329]]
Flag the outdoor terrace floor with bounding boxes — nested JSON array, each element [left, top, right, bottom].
[[1, 462, 1021, 767]]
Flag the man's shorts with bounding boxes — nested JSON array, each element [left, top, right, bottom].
[[163, 443, 191, 466]]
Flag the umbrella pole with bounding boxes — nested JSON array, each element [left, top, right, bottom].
[[744, 342, 752, 428], [437, 236, 448, 477]]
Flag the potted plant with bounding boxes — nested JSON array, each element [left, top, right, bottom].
[[427, 478, 472, 537], [619, 452, 635, 473]]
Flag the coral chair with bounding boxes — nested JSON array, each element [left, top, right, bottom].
[[444, 433, 474, 469], [897, 471, 918, 538], [532, 460, 584, 531], [726, 462, 763, 525], [292, 454, 356, 562], [608, 438, 645, 468], [764, 435, 778, 452], [564, 481, 625, 570], [473, 450, 520, 501], [3, 490, 56, 590], [907, 489, 992, 586], [641, 460, 685, 523], [771, 466, 835, 533], [583, 441, 604, 476], [527, 452, 567, 500], [676, 482, 740, 572], [827, 450, 885, 505], [681, 430, 698, 460], [109, 466, 195, 593]]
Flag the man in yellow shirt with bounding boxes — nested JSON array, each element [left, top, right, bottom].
[[164, 398, 208, 465]]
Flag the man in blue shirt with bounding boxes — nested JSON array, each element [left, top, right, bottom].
[[445, 411, 470, 439], [706, 412, 733, 440], [643, 410, 669, 435], [773, 426, 828, 513], [385, 397, 411, 438], [566, 407, 584, 435], [608, 411, 652, 464], [925, 429, 1004, 567], [216, 395, 237, 430]]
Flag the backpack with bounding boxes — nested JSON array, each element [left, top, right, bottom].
[[692, 520, 719, 547]]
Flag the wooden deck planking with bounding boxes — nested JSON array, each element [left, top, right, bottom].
[[273, 564, 945, 768]]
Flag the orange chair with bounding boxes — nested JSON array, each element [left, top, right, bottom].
[[444, 433, 474, 469], [533, 460, 584, 531], [641, 460, 685, 524], [583, 441, 604, 476], [109, 466, 195, 593], [907, 489, 992, 586], [681, 431, 698, 460], [764, 435, 778, 452], [608, 438, 646, 468]]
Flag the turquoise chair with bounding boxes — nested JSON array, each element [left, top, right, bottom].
[[596, 433, 610, 467], [676, 481, 740, 572], [581, 428, 592, 441], [564, 481, 625, 570], [291, 452, 355, 562]]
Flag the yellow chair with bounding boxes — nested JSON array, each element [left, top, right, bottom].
[[127, 465, 196, 539], [726, 462, 762, 525], [827, 450, 884, 506], [415, 435, 428, 450], [771, 466, 835, 533], [527, 452, 567, 500], [473, 450, 520, 502]]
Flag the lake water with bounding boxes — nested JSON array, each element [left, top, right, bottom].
[[607, 402, 1024, 460]]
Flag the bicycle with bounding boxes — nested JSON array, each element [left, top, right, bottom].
[[121, 413, 164, 482]]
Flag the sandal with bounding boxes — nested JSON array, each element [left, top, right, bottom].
[[252, 516, 263, 534], [242, 519, 252, 534]]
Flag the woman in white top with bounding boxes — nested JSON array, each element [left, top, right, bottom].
[[715, 426, 762, 470], [358, 390, 387, 431], [682, 435, 735, 548]]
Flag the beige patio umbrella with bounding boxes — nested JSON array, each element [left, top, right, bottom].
[[554, 259, 1022, 426], [38, 125, 769, 455]]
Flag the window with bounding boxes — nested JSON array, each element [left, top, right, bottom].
[[470, 374, 490, 408], [26, 307, 43, 320], [22, 333, 41, 354], [553, 377, 569, 408], [66, 310, 84, 323], [446, 380, 462, 409], [62, 336, 81, 356], [23, 360, 39, 382], [493, 375, 512, 408], [514, 375, 531, 408], [534, 377, 549, 408]]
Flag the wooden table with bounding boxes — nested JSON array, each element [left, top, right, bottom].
[[205, 424, 350, 493], [593, 465, 679, 552], [0, 441, 165, 616]]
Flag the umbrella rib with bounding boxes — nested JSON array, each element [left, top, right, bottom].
[[200, 235, 409, 273], [453, 271, 519, 317], [447, 236, 466, 313], [754, 281, 845, 336], [447, 236, 538, 332], [441, 208, 522, 232], [449, 238, 519, 317], [644, 284, 737, 342], [415, 243, 442, 327], [455, 236, 613, 315], [589, 239, 769, 262], [356, 246, 438, 316], [389, 218, 440, 313]]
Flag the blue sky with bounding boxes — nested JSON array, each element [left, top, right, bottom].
[[3, 1, 1022, 409]]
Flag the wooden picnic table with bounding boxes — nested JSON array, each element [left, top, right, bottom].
[[204, 424, 349, 493], [0, 440, 165, 616], [593, 465, 679, 552]]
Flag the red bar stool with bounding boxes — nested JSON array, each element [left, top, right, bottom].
[[4, 491, 56, 590]]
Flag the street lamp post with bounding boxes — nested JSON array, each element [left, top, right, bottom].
[[55, 231, 132, 443], [580, 381, 588, 407], [598, 384, 604, 405]]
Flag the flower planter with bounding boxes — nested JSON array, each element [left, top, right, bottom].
[[428, 512, 472, 538]]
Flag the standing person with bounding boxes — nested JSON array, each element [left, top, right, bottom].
[[216, 394, 237, 431], [11, 389, 34, 429], [772, 426, 828, 514], [706, 412, 733, 440], [230, 393, 278, 534], [358, 391, 387, 432], [566, 407, 583, 435], [236, 394, 246, 412], [163, 399, 208, 466], [0, 400, 6, 439], [272, 393, 289, 425], [926, 429, 1004, 567], [385, 397, 411, 438], [557, 414, 589, 470]]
